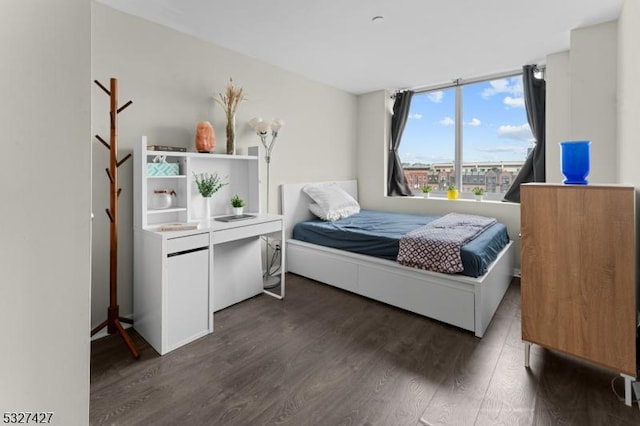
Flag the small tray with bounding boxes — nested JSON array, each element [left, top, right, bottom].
[[214, 214, 255, 222]]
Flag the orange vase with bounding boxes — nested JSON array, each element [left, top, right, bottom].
[[195, 121, 216, 153]]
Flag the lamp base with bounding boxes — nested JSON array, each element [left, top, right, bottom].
[[263, 274, 280, 289]]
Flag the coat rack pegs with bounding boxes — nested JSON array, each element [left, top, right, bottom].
[[117, 153, 132, 167], [105, 208, 113, 223], [117, 100, 133, 114], [94, 80, 110, 96], [105, 168, 113, 184], [95, 134, 110, 150]]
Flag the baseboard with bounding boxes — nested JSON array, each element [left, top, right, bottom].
[[90, 314, 133, 341], [513, 268, 521, 278]]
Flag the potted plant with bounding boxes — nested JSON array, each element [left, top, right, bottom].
[[472, 186, 486, 201], [447, 185, 459, 200], [194, 172, 227, 226], [231, 194, 245, 216], [421, 185, 433, 198]]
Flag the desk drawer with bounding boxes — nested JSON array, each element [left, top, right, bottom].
[[167, 233, 209, 255], [213, 220, 282, 244]]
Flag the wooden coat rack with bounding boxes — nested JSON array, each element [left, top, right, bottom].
[[90, 78, 139, 359]]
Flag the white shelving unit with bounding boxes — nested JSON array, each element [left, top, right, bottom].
[[134, 136, 259, 229], [133, 137, 284, 355]]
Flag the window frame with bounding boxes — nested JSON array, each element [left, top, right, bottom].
[[404, 69, 527, 199]]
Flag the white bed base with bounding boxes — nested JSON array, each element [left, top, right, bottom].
[[281, 180, 515, 338]]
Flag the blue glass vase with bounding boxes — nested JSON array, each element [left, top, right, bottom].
[[560, 140, 591, 185]]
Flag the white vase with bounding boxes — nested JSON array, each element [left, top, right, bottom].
[[232, 207, 243, 216], [475, 195, 484, 201], [151, 189, 174, 209], [202, 196, 211, 227]]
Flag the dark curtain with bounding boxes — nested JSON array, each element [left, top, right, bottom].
[[387, 90, 414, 196], [503, 65, 546, 203]]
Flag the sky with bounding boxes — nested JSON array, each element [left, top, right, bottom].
[[399, 76, 534, 165]]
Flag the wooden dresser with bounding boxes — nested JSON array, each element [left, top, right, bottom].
[[520, 184, 637, 401]]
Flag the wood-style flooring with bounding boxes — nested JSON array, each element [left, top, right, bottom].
[[90, 274, 640, 425]]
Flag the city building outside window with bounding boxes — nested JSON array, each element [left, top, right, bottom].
[[398, 74, 533, 201]]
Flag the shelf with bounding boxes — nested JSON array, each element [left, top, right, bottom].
[[148, 207, 187, 215], [189, 152, 259, 160], [146, 151, 188, 157], [145, 151, 258, 160], [147, 175, 186, 179]]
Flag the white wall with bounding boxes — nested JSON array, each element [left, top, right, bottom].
[[617, 0, 640, 187], [356, 91, 389, 203], [569, 21, 618, 184], [91, 3, 357, 329], [545, 51, 571, 183], [546, 21, 619, 185], [356, 91, 522, 269], [0, 1, 91, 424]]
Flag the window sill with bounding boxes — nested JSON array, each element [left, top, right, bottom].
[[406, 195, 519, 205]]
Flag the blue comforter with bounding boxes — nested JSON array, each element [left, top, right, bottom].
[[292, 209, 509, 278]]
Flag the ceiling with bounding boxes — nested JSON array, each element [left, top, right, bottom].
[[97, 0, 623, 94]]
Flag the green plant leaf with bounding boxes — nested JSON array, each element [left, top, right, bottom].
[[193, 172, 228, 197]]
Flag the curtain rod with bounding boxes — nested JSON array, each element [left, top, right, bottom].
[[395, 65, 545, 96]]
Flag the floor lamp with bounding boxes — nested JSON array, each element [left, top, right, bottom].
[[249, 117, 284, 289]]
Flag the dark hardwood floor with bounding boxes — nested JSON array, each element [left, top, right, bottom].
[[90, 274, 640, 425]]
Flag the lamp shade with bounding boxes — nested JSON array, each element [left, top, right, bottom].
[[271, 119, 285, 132], [255, 121, 270, 133], [248, 117, 263, 129]]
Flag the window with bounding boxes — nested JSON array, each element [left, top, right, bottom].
[[399, 74, 533, 200], [400, 87, 456, 192]]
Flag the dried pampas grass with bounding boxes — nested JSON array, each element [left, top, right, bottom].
[[214, 78, 246, 118]]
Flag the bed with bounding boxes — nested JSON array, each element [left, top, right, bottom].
[[281, 180, 515, 337]]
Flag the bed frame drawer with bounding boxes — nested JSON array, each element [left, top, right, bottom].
[[287, 241, 359, 293], [358, 265, 475, 332], [288, 240, 475, 332]]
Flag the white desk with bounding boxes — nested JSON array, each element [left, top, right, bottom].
[[133, 214, 285, 355]]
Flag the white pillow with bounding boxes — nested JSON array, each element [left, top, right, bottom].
[[308, 203, 330, 220], [303, 183, 360, 221]]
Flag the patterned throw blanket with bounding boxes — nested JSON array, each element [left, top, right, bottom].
[[397, 213, 497, 274]]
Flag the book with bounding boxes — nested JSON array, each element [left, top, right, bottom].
[[147, 144, 187, 152], [158, 223, 199, 231]]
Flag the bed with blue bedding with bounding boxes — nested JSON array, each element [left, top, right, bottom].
[[282, 180, 515, 338], [293, 209, 510, 278]]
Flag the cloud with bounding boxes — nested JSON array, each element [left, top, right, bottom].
[[504, 96, 525, 108], [408, 113, 423, 120], [497, 124, 534, 142], [427, 91, 444, 103], [440, 116, 455, 126], [476, 145, 529, 154], [481, 77, 523, 99], [467, 118, 481, 127]]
